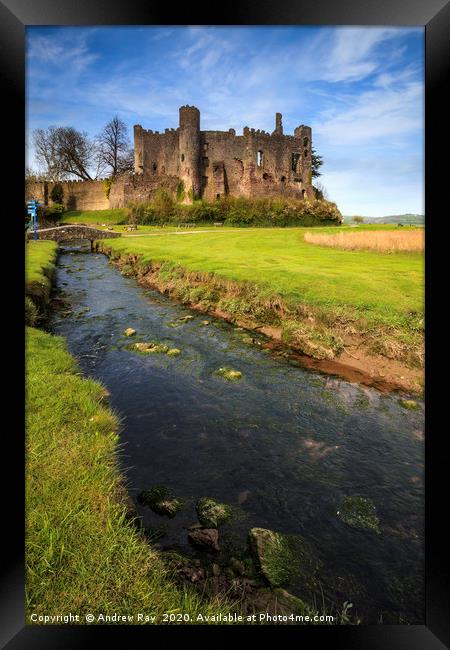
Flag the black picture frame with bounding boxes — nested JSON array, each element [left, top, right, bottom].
[[1, 1, 448, 647]]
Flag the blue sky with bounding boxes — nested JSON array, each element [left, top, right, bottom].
[[26, 26, 424, 216]]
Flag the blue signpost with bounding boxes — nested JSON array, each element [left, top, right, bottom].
[[26, 200, 40, 240]]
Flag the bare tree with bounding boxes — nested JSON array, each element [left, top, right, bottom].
[[33, 127, 63, 181], [33, 126, 96, 180], [97, 116, 133, 177]]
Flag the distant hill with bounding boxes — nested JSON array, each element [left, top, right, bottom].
[[344, 214, 424, 225]]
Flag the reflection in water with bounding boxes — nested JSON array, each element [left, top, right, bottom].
[[50, 243, 424, 623]]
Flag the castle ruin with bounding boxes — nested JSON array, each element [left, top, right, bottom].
[[26, 106, 316, 210], [133, 105, 314, 203]]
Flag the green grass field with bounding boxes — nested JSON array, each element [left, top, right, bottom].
[[62, 208, 128, 224], [98, 225, 423, 370], [101, 226, 423, 327]]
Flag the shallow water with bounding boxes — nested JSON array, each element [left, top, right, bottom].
[[50, 243, 424, 623]]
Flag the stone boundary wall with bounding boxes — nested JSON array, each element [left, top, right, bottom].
[[26, 180, 109, 211]]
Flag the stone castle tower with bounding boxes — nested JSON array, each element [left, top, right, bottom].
[[133, 105, 314, 203]]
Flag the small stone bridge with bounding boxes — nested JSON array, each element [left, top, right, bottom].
[[28, 224, 121, 249]]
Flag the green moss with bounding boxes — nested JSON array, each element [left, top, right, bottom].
[[196, 497, 233, 528], [215, 367, 243, 381], [399, 399, 418, 410], [337, 496, 380, 533], [129, 342, 170, 354], [167, 348, 181, 357], [248, 528, 320, 589], [138, 486, 184, 518], [123, 327, 136, 337]]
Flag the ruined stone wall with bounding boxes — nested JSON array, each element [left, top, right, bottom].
[[134, 107, 314, 204], [198, 127, 313, 201], [134, 126, 180, 178], [108, 173, 179, 208], [26, 180, 109, 211]]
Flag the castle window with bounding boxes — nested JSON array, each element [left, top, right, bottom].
[[280, 176, 286, 182], [204, 143, 209, 150], [303, 137, 309, 148], [152, 163, 157, 172], [304, 150, 308, 158], [216, 194, 220, 199], [202, 157, 209, 166], [257, 150, 264, 167], [302, 189, 306, 199], [181, 153, 185, 162], [291, 153, 300, 172]]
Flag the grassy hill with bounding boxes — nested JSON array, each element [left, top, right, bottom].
[[344, 214, 424, 225]]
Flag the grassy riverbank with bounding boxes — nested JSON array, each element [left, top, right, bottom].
[[97, 226, 424, 392], [25, 240, 58, 324], [26, 326, 232, 623]]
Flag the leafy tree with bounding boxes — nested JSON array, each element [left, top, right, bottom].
[[352, 216, 365, 224], [311, 147, 323, 179]]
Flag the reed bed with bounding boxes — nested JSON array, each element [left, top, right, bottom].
[[304, 229, 424, 252]]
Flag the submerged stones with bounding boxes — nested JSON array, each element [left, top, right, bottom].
[[137, 485, 183, 518], [188, 528, 220, 552], [123, 327, 136, 337], [196, 497, 233, 528], [215, 367, 243, 381], [399, 399, 418, 410], [167, 315, 195, 328], [128, 341, 181, 357], [248, 528, 319, 589], [337, 496, 380, 533]]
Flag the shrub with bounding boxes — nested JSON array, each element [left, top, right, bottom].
[[126, 195, 342, 227], [44, 203, 65, 224], [25, 297, 39, 326], [50, 183, 64, 204], [103, 177, 114, 199]]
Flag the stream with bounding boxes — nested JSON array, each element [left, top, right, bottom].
[[50, 242, 424, 624]]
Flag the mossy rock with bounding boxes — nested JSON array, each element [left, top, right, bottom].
[[200, 320, 210, 326], [123, 327, 136, 337], [196, 497, 233, 528], [167, 348, 181, 357], [179, 315, 194, 322], [215, 367, 243, 381], [337, 496, 380, 533], [138, 485, 184, 518], [399, 399, 418, 410], [152, 498, 184, 518], [248, 528, 319, 589], [131, 342, 170, 354], [241, 335, 254, 345]]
